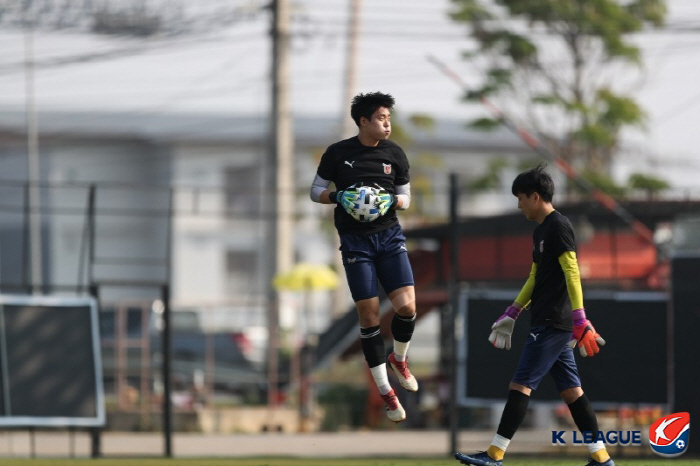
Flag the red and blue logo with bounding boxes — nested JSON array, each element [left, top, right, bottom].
[[649, 412, 690, 458]]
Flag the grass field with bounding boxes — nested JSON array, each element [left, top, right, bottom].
[[0, 457, 698, 466]]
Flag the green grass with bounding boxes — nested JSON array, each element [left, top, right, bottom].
[[0, 458, 698, 466]]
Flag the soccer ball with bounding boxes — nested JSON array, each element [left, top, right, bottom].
[[347, 185, 382, 223]]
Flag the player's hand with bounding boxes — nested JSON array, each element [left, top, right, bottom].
[[328, 189, 344, 204], [568, 308, 606, 357], [330, 186, 359, 213], [373, 184, 398, 216], [488, 305, 522, 350]]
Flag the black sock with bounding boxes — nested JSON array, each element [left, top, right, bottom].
[[568, 393, 599, 438], [391, 312, 416, 343], [496, 390, 530, 439], [360, 326, 385, 367]]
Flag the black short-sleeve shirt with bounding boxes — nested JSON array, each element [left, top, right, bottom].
[[529, 210, 576, 331], [316, 136, 410, 234]]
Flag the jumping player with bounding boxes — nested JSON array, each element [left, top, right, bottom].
[[309, 92, 417, 422], [455, 164, 613, 466]]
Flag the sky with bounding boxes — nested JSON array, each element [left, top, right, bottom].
[[1, 0, 700, 189]]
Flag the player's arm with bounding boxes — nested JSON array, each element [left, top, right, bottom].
[[309, 173, 336, 204], [310, 173, 359, 212], [392, 145, 411, 211], [514, 262, 536, 310], [559, 251, 606, 357], [393, 183, 411, 210], [488, 263, 536, 350], [558, 250, 583, 310], [310, 173, 332, 204], [375, 182, 410, 215]]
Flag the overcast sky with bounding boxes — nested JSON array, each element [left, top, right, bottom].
[[1, 0, 700, 189]]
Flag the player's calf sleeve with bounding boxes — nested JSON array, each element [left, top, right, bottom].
[[567, 393, 599, 436], [361, 326, 392, 395], [360, 325, 385, 368], [391, 312, 415, 343], [568, 394, 610, 461], [496, 390, 530, 440], [391, 313, 415, 361]]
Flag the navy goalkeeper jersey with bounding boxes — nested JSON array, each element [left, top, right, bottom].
[[316, 136, 410, 234]]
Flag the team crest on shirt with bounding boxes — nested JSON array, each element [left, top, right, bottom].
[[539, 240, 544, 252], [383, 163, 392, 174]]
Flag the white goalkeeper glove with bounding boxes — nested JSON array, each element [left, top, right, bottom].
[[488, 305, 523, 350]]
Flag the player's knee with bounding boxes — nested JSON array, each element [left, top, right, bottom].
[[355, 297, 381, 327], [389, 287, 415, 316], [509, 382, 532, 396], [560, 386, 583, 404]]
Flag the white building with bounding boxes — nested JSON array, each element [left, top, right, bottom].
[[0, 109, 531, 335]]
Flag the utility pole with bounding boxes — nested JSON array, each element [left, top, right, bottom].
[[331, 0, 362, 317], [448, 173, 460, 455], [266, 0, 294, 413], [24, 6, 42, 293], [341, 0, 361, 138]]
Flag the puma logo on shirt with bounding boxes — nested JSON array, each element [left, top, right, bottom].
[[344, 160, 355, 168]]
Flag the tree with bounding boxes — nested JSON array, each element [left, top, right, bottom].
[[628, 172, 670, 199], [449, 0, 666, 176]]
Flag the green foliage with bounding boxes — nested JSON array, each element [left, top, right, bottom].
[[596, 88, 646, 129], [578, 169, 627, 197], [450, 0, 666, 175], [468, 117, 502, 130], [409, 113, 437, 131], [467, 157, 509, 192], [517, 157, 548, 171], [628, 172, 670, 196], [391, 116, 447, 221], [317, 384, 368, 431]]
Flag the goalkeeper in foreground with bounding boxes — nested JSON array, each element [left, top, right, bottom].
[[455, 164, 613, 466], [309, 91, 417, 423]]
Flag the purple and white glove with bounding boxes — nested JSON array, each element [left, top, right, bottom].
[[567, 308, 606, 357], [488, 305, 522, 350]]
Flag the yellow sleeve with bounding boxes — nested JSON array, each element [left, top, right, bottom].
[[558, 251, 584, 310], [514, 262, 537, 308]]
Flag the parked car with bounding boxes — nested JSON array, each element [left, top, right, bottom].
[[98, 304, 265, 403]]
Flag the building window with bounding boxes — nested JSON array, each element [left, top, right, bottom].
[[226, 250, 260, 295], [225, 166, 260, 217]]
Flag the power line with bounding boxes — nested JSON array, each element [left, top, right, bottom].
[[0, 31, 268, 76]]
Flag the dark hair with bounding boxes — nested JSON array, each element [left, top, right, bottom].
[[511, 162, 554, 202], [350, 92, 395, 127]]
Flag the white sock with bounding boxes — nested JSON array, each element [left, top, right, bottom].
[[588, 441, 605, 454], [393, 340, 410, 361], [491, 434, 511, 451], [370, 363, 392, 395]]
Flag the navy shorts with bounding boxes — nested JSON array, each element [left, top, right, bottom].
[[512, 325, 581, 392], [339, 224, 415, 302]]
